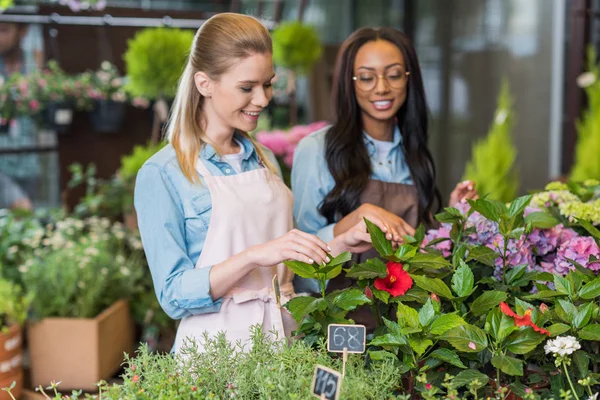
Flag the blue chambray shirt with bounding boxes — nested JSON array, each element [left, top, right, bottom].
[[291, 125, 413, 293], [134, 133, 281, 320]]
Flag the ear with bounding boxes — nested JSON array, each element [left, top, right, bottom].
[[194, 71, 212, 98]]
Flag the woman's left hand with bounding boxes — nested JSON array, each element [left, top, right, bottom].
[[449, 180, 479, 206]]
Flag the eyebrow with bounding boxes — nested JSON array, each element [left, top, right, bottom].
[[357, 63, 404, 71], [238, 74, 276, 84]]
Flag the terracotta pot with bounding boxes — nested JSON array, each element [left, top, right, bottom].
[[0, 324, 23, 400]]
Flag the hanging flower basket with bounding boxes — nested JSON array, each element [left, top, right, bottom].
[[89, 99, 126, 133], [44, 101, 74, 134]]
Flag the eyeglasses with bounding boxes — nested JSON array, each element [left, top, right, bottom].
[[352, 70, 410, 91]]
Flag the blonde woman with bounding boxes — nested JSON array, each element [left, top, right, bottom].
[[134, 13, 372, 352]]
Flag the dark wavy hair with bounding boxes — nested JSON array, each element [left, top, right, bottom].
[[319, 27, 441, 227]]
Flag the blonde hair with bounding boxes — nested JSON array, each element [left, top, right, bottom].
[[166, 13, 277, 182]]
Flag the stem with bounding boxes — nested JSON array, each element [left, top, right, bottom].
[[496, 367, 503, 400], [373, 301, 383, 325], [563, 361, 580, 400], [501, 236, 509, 285]]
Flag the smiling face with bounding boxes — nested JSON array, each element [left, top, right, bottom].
[[353, 39, 409, 126], [199, 52, 275, 134]]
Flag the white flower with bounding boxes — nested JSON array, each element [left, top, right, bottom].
[[544, 336, 581, 357], [77, 281, 86, 289], [84, 247, 100, 257], [101, 268, 108, 275], [101, 61, 111, 71], [120, 267, 130, 276], [116, 255, 125, 264], [7, 246, 18, 255], [577, 72, 596, 88], [495, 109, 508, 125], [42, 238, 51, 246], [115, 231, 125, 240], [74, 220, 84, 230], [18, 265, 28, 274]]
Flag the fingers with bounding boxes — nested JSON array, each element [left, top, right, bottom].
[[290, 229, 331, 254], [289, 234, 330, 265]]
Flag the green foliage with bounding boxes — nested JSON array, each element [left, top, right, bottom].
[[272, 22, 323, 75], [0, 277, 31, 329], [571, 46, 600, 181], [463, 79, 519, 202], [123, 28, 193, 99], [120, 141, 167, 182]]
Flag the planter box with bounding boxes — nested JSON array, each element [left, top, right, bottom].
[[0, 324, 23, 400], [27, 300, 134, 391]]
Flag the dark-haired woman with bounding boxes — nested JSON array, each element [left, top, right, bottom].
[[292, 28, 477, 328]]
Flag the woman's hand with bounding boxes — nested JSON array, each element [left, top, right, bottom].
[[358, 203, 415, 245], [246, 229, 331, 267], [329, 219, 373, 255], [449, 180, 479, 206]]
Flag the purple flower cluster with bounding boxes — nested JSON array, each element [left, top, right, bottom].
[[423, 203, 599, 277]]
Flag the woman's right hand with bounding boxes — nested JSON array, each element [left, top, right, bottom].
[[246, 229, 331, 267], [358, 203, 415, 244]]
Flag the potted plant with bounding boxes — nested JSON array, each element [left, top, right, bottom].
[[0, 278, 31, 400], [0, 72, 44, 134], [36, 61, 76, 134], [123, 27, 193, 142], [83, 61, 129, 134], [20, 216, 144, 391]]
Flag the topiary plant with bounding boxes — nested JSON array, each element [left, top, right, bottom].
[[120, 140, 168, 183], [123, 27, 194, 100], [571, 46, 600, 182], [462, 79, 519, 203]]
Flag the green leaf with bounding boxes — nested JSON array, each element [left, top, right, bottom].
[[452, 261, 475, 297], [573, 350, 590, 379], [452, 245, 468, 271], [578, 276, 600, 300], [508, 195, 532, 218], [514, 298, 536, 316], [413, 224, 425, 243], [523, 290, 566, 301], [408, 337, 433, 357], [327, 251, 352, 267], [284, 296, 327, 322], [370, 319, 408, 347], [394, 244, 418, 261], [554, 274, 575, 297], [547, 323, 571, 337], [411, 275, 454, 299], [346, 258, 388, 279], [324, 266, 343, 280], [407, 252, 450, 270], [468, 198, 506, 223], [578, 324, 600, 341], [556, 299, 577, 323], [578, 218, 600, 240], [368, 350, 398, 362], [491, 355, 523, 376], [396, 302, 420, 329], [505, 264, 528, 285], [430, 313, 467, 335], [418, 299, 436, 327], [435, 207, 464, 223], [525, 211, 559, 229], [485, 307, 517, 343], [365, 218, 394, 256], [451, 369, 490, 389], [438, 324, 488, 352], [506, 327, 548, 354], [573, 303, 594, 329], [470, 291, 508, 316], [283, 260, 316, 279], [373, 288, 390, 304], [466, 245, 499, 267], [330, 288, 371, 311], [429, 348, 467, 369]]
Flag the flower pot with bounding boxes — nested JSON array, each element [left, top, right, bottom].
[[44, 101, 74, 134], [0, 324, 23, 400], [89, 99, 127, 133], [0, 120, 9, 135], [27, 299, 134, 391]]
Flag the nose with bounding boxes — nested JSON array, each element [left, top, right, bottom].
[[374, 75, 390, 94], [253, 87, 270, 108]]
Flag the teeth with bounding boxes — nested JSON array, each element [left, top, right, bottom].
[[243, 111, 260, 116], [373, 101, 391, 106]]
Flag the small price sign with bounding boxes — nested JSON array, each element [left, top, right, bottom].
[[312, 365, 342, 400], [327, 324, 366, 354]]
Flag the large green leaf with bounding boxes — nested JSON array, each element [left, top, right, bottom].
[[578, 276, 600, 300], [438, 324, 488, 352], [370, 318, 408, 347], [573, 303, 594, 329], [557, 299, 578, 322], [396, 302, 420, 329], [330, 288, 371, 311], [450, 369, 490, 389], [491, 355, 523, 376], [368, 350, 398, 362], [346, 258, 388, 279], [407, 252, 450, 270], [365, 218, 394, 256], [284, 296, 327, 322], [573, 350, 590, 379], [485, 307, 517, 343], [394, 244, 418, 261], [429, 348, 467, 369], [326, 251, 352, 267], [508, 195, 532, 219], [283, 260, 316, 279], [506, 327, 547, 354], [547, 323, 571, 337], [470, 291, 508, 316], [418, 299, 436, 327], [408, 337, 433, 357], [435, 207, 464, 224], [452, 261, 475, 297], [430, 313, 466, 335], [522, 290, 566, 301], [578, 218, 600, 240], [411, 275, 454, 299], [578, 324, 600, 341], [467, 198, 505, 223], [525, 211, 559, 229], [466, 245, 498, 267], [554, 274, 575, 297], [505, 264, 528, 285]]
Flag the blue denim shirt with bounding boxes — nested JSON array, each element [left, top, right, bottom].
[[134, 134, 281, 320], [291, 124, 413, 242]]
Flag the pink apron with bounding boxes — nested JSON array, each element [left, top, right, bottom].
[[174, 158, 297, 352]]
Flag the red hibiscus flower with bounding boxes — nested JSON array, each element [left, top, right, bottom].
[[374, 262, 413, 297], [499, 302, 550, 336]]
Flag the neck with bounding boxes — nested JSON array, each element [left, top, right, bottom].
[[201, 119, 238, 154], [362, 115, 395, 142]]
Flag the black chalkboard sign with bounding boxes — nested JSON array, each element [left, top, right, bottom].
[[327, 324, 366, 353], [312, 365, 342, 400]]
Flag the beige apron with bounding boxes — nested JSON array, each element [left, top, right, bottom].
[[326, 179, 419, 332], [174, 159, 297, 352]]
